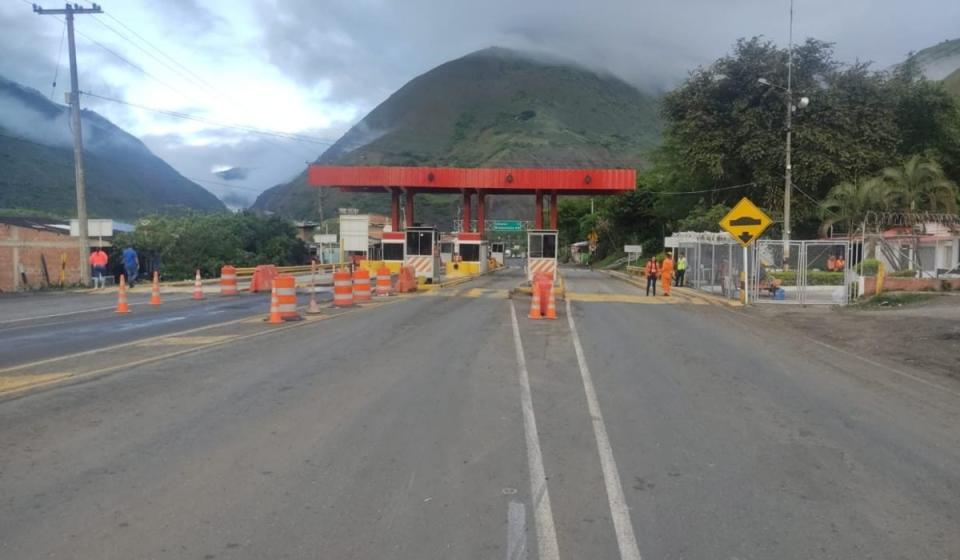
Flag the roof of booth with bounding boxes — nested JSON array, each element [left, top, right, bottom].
[[308, 166, 636, 196]]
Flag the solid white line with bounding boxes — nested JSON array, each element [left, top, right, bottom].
[[507, 500, 528, 560], [0, 295, 194, 325], [565, 298, 643, 560], [509, 303, 560, 560]]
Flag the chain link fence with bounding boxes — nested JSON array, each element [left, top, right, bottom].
[[668, 232, 854, 305]]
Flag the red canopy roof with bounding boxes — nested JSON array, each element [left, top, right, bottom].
[[308, 165, 636, 196]]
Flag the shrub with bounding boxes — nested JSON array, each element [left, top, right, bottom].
[[768, 270, 844, 286], [889, 269, 917, 278], [858, 258, 881, 276]]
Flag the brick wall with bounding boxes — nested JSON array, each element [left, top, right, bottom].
[[0, 224, 83, 292], [863, 276, 960, 294]]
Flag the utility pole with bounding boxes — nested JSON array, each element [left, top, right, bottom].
[[34, 3, 103, 287], [783, 0, 794, 268]]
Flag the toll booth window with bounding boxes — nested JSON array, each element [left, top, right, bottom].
[[406, 231, 434, 256], [460, 244, 480, 262], [529, 234, 556, 259], [543, 235, 556, 258], [440, 242, 454, 254], [383, 243, 404, 260]]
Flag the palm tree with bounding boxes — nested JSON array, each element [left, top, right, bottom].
[[819, 177, 894, 236], [881, 155, 958, 213]]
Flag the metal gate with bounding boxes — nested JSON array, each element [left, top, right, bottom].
[[751, 240, 853, 305]]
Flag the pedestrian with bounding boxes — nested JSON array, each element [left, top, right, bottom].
[[644, 256, 659, 296], [675, 253, 687, 287], [826, 255, 837, 272], [122, 245, 139, 288], [661, 252, 674, 296], [88, 247, 108, 289]]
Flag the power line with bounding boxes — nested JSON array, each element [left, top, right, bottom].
[[50, 20, 66, 99], [81, 91, 336, 145], [101, 12, 220, 97], [87, 14, 218, 103], [652, 182, 756, 196]]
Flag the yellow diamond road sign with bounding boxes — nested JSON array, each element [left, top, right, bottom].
[[719, 197, 773, 247]]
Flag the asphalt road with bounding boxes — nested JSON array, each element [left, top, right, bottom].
[[1, 266, 958, 559], [0, 290, 303, 368]]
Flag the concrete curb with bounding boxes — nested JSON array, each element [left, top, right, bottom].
[[603, 269, 743, 307]]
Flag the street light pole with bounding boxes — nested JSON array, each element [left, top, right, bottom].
[[783, 0, 794, 267]]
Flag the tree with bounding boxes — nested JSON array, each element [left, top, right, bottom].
[[818, 177, 894, 236], [882, 155, 959, 213], [657, 36, 960, 238]]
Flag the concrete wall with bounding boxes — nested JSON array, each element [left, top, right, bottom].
[[863, 275, 960, 294], [0, 224, 82, 292]]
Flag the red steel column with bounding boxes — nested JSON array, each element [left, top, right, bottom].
[[477, 191, 486, 236], [405, 190, 415, 228], [550, 192, 558, 230], [534, 191, 543, 229], [462, 190, 472, 232], [391, 189, 400, 231]]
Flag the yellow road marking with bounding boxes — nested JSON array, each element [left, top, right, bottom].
[[137, 335, 237, 347], [0, 373, 72, 393], [0, 296, 408, 397]]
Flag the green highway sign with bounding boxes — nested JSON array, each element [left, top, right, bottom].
[[491, 220, 523, 232]]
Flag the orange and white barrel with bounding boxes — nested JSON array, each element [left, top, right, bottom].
[[353, 268, 372, 302], [375, 266, 392, 296], [274, 274, 301, 320], [220, 265, 238, 296], [333, 269, 354, 307], [528, 258, 556, 283]]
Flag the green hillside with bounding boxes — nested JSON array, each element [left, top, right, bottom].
[[944, 68, 960, 97], [0, 76, 225, 220], [253, 47, 662, 225]]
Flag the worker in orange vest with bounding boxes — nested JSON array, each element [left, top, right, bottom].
[[88, 247, 109, 289], [660, 252, 674, 296]]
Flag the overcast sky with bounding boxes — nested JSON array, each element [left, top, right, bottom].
[[1, 0, 957, 205]]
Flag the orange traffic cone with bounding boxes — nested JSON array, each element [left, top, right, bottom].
[[149, 270, 162, 305], [115, 274, 131, 314], [266, 286, 283, 324], [528, 279, 542, 319], [544, 281, 557, 319], [192, 270, 204, 300]]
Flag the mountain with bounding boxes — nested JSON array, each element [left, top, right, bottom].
[[908, 38, 960, 82], [0, 76, 225, 219], [253, 47, 662, 225]]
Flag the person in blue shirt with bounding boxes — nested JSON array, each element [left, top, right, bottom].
[[122, 246, 139, 287]]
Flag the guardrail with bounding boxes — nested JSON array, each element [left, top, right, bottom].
[[234, 263, 345, 277], [625, 265, 644, 276]]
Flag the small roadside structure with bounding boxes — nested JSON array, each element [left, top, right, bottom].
[[0, 216, 88, 291]]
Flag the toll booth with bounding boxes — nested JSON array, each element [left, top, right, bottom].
[[527, 230, 558, 283], [491, 242, 506, 266], [405, 226, 440, 283], [446, 232, 488, 277], [382, 231, 406, 274], [439, 237, 455, 265]]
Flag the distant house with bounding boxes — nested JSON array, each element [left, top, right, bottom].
[[0, 217, 83, 291], [871, 222, 960, 277]]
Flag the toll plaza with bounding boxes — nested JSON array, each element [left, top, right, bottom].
[[490, 242, 506, 266], [447, 232, 488, 278], [405, 226, 440, 283], [527, 230, 558, 282], [308, 166, 636, 283], [381, 231, 405, 274]]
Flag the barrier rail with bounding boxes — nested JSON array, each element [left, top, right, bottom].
[[233, 263, 345, 276]]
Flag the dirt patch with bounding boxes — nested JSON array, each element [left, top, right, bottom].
[[750, 294, 960, 381]]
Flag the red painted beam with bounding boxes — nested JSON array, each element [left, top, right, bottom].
[[308, 166, 635, 195]]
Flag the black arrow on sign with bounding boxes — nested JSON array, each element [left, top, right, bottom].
[[739, 232, 753, 244]]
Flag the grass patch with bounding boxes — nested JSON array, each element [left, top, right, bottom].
[[856, 292, 936, 308]]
